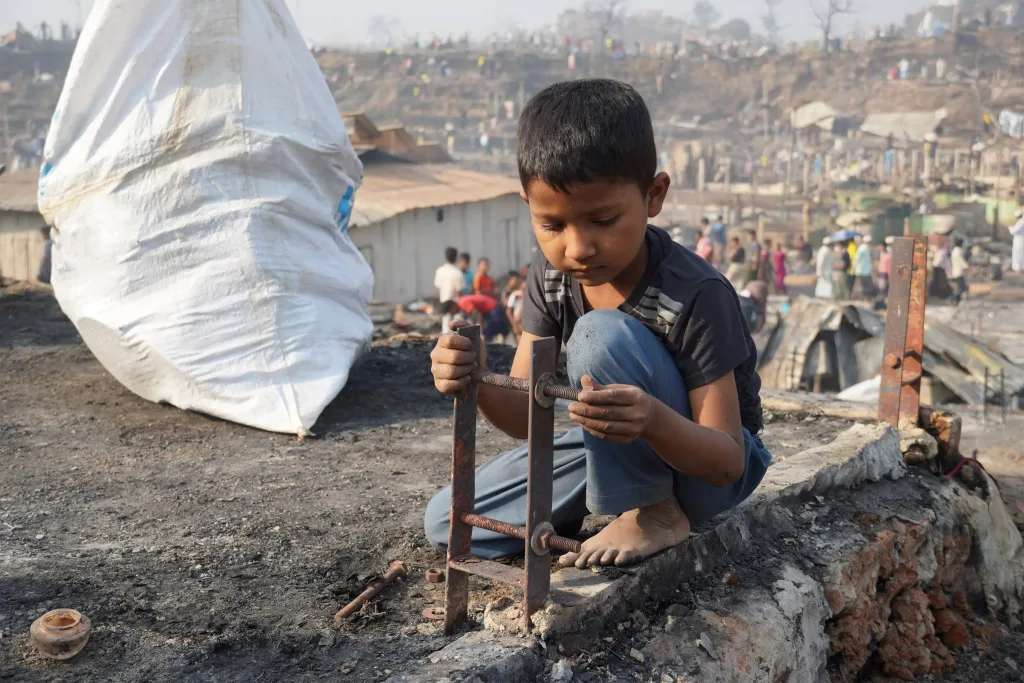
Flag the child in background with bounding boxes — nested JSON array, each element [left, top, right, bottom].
[[473, 257, 495, 296], [425, 79, 770, 568], [459, 252, 474, 295]]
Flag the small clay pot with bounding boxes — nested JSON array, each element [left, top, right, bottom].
[[30, 609, 92, 660]]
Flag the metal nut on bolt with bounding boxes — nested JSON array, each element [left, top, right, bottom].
[[884, 353, 902, 369], [530, 522, 556, 556], [425, 568, 445, 584], [533, 373, 557, 409]]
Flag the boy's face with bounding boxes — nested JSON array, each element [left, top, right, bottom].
[[521, 175, 669, 288], [458, 258, 469, 271]]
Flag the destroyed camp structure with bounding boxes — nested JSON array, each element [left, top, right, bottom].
[[758, 296, 1024, 409]]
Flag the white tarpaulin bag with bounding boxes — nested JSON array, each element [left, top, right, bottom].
[[38, 0, 373, 435]]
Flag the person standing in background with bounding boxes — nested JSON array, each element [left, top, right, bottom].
[[772, 241, 787, 294], [877, 237, 893, 302], [845, 238, 857, 296], [745, 229, 761, 285], [815, 238, 835, 299], [1011, 210, 1024, 272], [434, 247, 465, 332], [852, 235, 875, 302], [695, 228, 714, 264], [473, 257, 495, 296], [950, 236, 969, 303], [459, 252, 474, 295], [709, 214, 727, 266], [724, 236, 746, 290], [833, 241, 851, 300]]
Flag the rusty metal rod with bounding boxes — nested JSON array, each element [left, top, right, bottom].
[[476, 372, 580, 402], [334, 561, 408, 623], [462, 513, 582, 554]]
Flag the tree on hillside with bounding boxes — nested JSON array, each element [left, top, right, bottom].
[[584, 0, 628, 47], [762, 0, 784, 47], [693, 0, 721, 32], [718, 18, 752, 42], [367, 15, 401, 47], [810, 0, 853, 57]]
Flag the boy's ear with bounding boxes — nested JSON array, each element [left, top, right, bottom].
[[520, 190, 529, 204], [647, 172, 671, 218]]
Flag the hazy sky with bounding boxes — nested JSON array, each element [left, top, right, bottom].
[[6, 0, 924, 46]]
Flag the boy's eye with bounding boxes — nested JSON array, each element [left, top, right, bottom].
[[539, 223, 564, 233], [593, 216, 618, 227]]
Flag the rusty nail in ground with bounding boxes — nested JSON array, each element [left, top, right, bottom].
[[425, 568, 445, 584], [423, 607, 446, 621], [30, 609, 92, 660], [334, 561, 408, 623], [884, 353, 901, 369]]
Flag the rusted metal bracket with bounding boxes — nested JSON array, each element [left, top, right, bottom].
[[443, 327, 582, 635], [878, 236, 927, 429]]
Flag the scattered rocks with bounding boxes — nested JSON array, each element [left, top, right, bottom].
[[629, 648, 645, 663]]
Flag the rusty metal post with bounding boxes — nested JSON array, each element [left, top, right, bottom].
[[523, 336, 557, 630], [444, 325, 480, 635], [898, 237, 927, 430], [879, 237, 916, 426]]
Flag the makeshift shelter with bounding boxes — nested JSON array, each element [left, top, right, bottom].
[[859, 110, 947, 142]]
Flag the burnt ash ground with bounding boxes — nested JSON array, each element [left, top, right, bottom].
[[0, 287, 957, 682]]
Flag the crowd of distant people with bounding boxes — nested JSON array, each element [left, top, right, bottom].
[[433, 247, 526, 343]]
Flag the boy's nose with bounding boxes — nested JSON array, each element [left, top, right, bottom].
[[563, 227, 596, 262]]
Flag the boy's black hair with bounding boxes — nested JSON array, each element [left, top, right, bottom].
[[445, 247, 458, 264], [459, 252, 471, 262], [517, 79, 656, 194], [700, 217, 710, 225]]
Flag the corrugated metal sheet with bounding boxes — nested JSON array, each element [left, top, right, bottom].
[[0, 170, 40, 213], [791, 101, 838, 130], [859, 110, 947, 141], [352, 162, 521, 227], [0, 163, 522, 229]]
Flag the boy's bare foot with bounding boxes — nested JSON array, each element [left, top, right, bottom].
[[557, 498, 691, 568]]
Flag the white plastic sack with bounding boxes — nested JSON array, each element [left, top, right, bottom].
[[38, 0, 374, 435]]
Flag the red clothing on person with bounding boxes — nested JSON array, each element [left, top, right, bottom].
[[458, 294, 499, 315], [473, 272, 495, 296]]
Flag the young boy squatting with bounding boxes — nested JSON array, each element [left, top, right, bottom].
[[424, 79, 771, 568]]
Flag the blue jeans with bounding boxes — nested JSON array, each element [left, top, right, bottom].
[[423, 309, 772, 559]]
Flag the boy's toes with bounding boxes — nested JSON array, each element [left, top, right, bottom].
[[595, 548, 619, 566], [558, 552, 581, 568], [615, 550, 639, 567]]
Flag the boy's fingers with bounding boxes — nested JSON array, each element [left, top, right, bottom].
[[431, 347, 476, 366], [577, 386, 638, 405], [438, 334, 472, 350], [435, 378, 470, 395], [431, 362, 475, 380], [569, 402, 630, 422], [570, 414, 633, 437]]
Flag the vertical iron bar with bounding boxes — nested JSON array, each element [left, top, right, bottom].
[[523, 336, 557, 630], [444, 325, 480, 635], [898, 236, 927, 430], [878, 237, 915, 426]]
